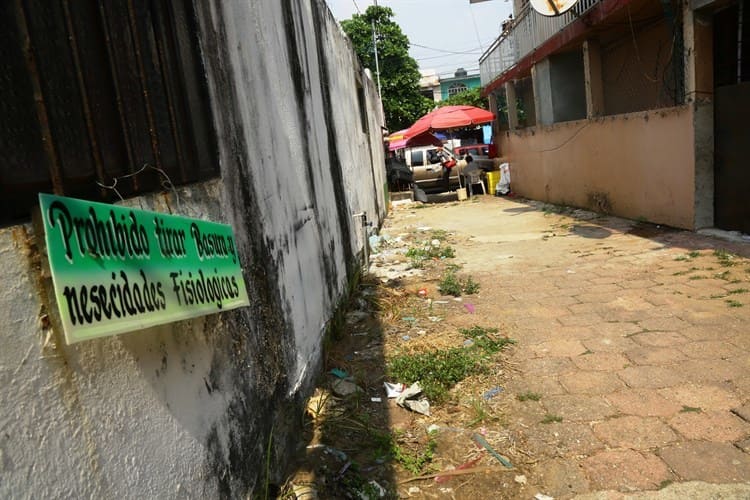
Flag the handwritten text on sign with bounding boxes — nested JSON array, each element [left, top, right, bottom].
[[39, 193, 250, 344]]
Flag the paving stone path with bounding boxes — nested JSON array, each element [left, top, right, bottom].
[[387, 195, 750, 498]]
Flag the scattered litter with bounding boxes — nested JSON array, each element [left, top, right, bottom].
[[426, 424, 440, 434], [358, 480, 386, 499], [336, 461, 351, 479], [346, 311, 369, 324], [472, 433, 512, 468], [407, 486, 421, 496], [370, 397, 382, 403], [463, 339, 475, 347], [417, 287, 428, 297], [291, 483, 318, 499], [416, 226, 432, 232], [483, 386, 503, 400], [323, 446, 348, 462], [428, 316, 442, 322], [453, 297, 463, 302], [534, 494, 555, 500], [566, 269, 575, 274], [329, 368, 348, 379], [431, 239, 441, 247], [435, 456, 482, 483], [402, 335, 411, 341], [417, 329, 426, 335], [439, 488, 454, 495], [384, 382, 405, 398], [399, 466, 504, 484], [402, 316, 417, 322], [396, 382, 431, 416], [514, 474, 527, 485], [331, 379, 362, 397], [432, 300, 450, 304], [306, 444, 326, 450], [464, 303, 475, 314]]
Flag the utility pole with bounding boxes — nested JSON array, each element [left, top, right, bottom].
[[371, 0, 382, 95]]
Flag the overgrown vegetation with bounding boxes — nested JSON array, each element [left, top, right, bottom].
[[541, 414, 563, 424], [389, 430, 438, 475], [438, 271, 480, 296], [387, 326, 514, 402], [406, 244, 455, 268], [517, 391, 542, 402]]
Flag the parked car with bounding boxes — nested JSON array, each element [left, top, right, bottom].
[[454, 144, 497, 172], [403, 146, 464, 192]]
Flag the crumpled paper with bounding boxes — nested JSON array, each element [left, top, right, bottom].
[[395, 382, 431, 416]]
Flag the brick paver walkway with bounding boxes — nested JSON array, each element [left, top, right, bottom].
[[392, 196, 750, 498]]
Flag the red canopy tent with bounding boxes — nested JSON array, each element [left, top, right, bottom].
[[386, 130, 442, 152], [404, 105, 495, 139]]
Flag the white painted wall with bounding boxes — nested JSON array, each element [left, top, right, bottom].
[[0, 0, 386, 497]]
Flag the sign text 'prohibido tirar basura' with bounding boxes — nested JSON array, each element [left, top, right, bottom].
[[39, 193, 250, 344]]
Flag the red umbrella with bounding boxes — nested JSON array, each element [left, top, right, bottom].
[[387, 131, 442, 151], [404, 105, 495, 139]]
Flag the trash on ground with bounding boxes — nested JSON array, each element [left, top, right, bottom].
[[384, 382, 405, 398], [431, 239, 441, 247], [336, 461, 351, 479], [435, 456, 483, 483], [331, 378, 362, 397], [514, 474, 527, 484], [371, 397, 382, 403], [426, 424, 440, 434], [396, 382, 431, 416], [323, 446, 348, 462], [358, 480, 386, 499], [417, 287, 428, 297], [291, 484, 318, 499], [534, 494, 555, 500], [463, 339, 475, 347], [402, 316, 417, 322], [464, 303, 475, 314], [483, 386, 503, 400], [472, 433, 512, 468], [329, 368, 348, 379], [407, 486, 421, 496], [402, 335, 411, 341]]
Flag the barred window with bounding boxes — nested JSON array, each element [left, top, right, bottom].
[[0, 0, 218, 227]]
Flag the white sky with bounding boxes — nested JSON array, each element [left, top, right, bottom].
[[324, 0, 513, 78]]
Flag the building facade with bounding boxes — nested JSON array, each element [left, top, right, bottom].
[[480, 0, 748, 232]]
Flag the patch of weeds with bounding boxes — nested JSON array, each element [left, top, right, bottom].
[[659, 480, 674, 489], [680, 405, 702, 413], [406, 244, 456, 268], [714, 249, 738, 267], [517, 391, 541, 402], [438, 271, 480, 296], [726, 299, 743, 308], [687, 250, 701, 258], [463, 276, 480, 294], [581, 349, 594, 355], [390, 430, 438, 475], [541, 414, 563, 424], [445, 263, 462, 273], [710, 293, 727, 299], [438, 272, 463, 296], [674, 255, 689, 261], [672, 270, 690, 276], [728, 288, 748, 295], [729, 279, 742, 284], [459, 326, 515, 355], [431, 229, 449, 241], [714, 271, 731, 280], [388, 327, 514, 403], [468, 398, 489, 427], [688, 275, 707, 280]]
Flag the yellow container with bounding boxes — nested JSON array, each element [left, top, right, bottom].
[[485, 170, 501, 195]]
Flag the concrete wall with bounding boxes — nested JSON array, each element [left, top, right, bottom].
[[0, 0, 386, 498], [498, 105, 697, 229], [534, 52, 586, 125]]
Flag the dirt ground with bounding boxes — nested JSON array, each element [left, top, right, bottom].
[[281, 194, 750, 499]]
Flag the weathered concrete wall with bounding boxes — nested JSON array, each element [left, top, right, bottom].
[[0, 1, 386, 498], [498, 105, 696, 229]]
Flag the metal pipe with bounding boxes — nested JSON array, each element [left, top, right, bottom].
[[61, 0, 108, 196], [15, 0, 65, 194], [96, 0, 138, 189]]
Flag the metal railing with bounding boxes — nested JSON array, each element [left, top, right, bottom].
[[479, 0, 601, 87]]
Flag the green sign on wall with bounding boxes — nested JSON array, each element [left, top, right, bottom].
[[39, 193, 250, 344]]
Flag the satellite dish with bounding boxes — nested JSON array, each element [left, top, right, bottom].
[[529, 0, 579, 16]]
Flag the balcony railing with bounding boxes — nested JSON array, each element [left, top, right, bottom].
[[479, 0, 601, 87]]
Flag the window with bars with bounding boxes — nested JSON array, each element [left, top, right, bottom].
[[0, 0, 218, 227]]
